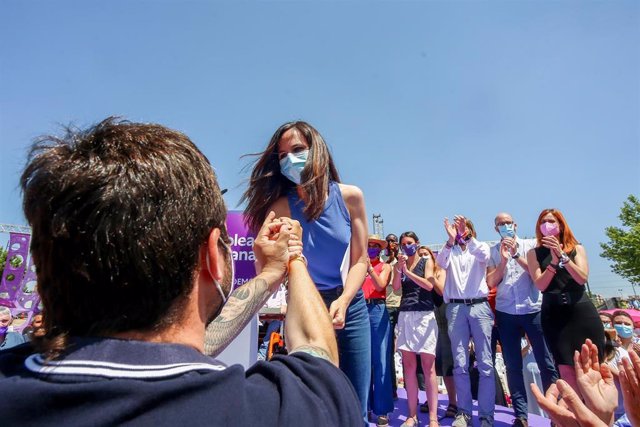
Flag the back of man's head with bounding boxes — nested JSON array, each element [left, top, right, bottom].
[[21, 117, 226, 355]]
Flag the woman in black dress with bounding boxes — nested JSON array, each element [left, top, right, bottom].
[[526, 208, 604, 395]]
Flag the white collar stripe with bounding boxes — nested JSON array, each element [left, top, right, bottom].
[[25, 354, 226, 379], [29, 354, 223, 371]]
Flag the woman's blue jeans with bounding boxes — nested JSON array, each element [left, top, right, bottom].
[[320, 288, 371, 425], [367, 301, 393, 416]]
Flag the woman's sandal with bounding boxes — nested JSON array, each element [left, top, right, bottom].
[[400, 415, 420, 427], [429, 418, 440, 427]]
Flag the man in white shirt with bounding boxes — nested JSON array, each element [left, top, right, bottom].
[[487, 212, 558, 427], [436, 216, 494, 427]]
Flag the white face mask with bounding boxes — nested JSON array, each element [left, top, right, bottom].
[[206, 237, 236, 318], [279, 150, 309, 184]]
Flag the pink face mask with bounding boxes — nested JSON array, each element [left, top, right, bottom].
[[540, 222, 560, 237]]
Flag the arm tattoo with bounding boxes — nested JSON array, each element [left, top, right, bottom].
[[289, 345, 333, 362], [204, 278, 270, 357]]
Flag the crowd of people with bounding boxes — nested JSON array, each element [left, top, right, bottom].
[[242, 120, 639, 427], [0, 117, 638, 427]]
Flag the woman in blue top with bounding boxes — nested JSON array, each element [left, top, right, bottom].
[[243, 121, 371, 425]]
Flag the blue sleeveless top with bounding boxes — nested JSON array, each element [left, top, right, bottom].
[[288, 182, 351, 291]]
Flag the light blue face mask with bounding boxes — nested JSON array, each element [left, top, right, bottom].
[[615, 323, 634, 339], [497, 223, 515, 239], [279, 150, 309, 185]]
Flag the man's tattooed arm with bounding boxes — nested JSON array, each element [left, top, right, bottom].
[[204, 278, 272, 357]]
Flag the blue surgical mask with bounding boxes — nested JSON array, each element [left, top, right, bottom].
[[279, 150, 309, 185], [497, 224, 515, 239], [615, 324, 634, 339], [402, 243, 418, 257]]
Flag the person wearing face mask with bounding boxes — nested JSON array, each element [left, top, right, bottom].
[[486, 213, 558, 427], [600, 312, 614, 331], [612, 311, 638, 355], [601, 317, 630, 424], [0, 118, 362, 427], [435, 215, 494, 427], [242, 121, 371, 425], [0, 306, 25, 350], [527, 208, 605, 397], [383, 233, 402, 400], [362, 235, 393, 426], [393, 232, 443, 427]]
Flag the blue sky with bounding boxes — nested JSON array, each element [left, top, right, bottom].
[[1, 1, 638, 297]]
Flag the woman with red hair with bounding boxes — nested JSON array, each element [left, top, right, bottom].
[[526, 208, 604, 394]]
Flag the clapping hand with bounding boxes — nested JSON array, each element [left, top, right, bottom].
[[502, 237, 517, 257], [444, 217, 457, 245], [531, 381, 608, 427], [574, 339, 617, 425], [454, 215, 467, 237], [541, 235, 563, 262], [619, 348, 640, 427], [499, 240, 511, 260]]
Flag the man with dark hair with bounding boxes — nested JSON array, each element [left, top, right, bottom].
[[0, 118, 361, 426]]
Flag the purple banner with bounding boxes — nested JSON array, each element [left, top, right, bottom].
[[226, 211, 256, 290], [14, 257, 41, 314], [0, 233, 31, 308]]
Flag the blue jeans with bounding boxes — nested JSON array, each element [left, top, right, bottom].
[[257, 320, 281, 360], [447, 302, 495, 421], [367, 302, 393, 416], [495, 310, 558, 420], [320, 288, 371, 426]]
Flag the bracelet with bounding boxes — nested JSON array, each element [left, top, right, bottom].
[[546, 265, 557, 274], [395, 268, 402, 274], [288, 254, 307, 268], [445, 241, 454, 249]]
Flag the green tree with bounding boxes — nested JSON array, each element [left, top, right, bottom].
[[601, 195, 640, 286], [0, 246, 7, 277]]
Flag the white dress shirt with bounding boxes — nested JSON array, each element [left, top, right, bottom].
[[436, 237, 491, 302]]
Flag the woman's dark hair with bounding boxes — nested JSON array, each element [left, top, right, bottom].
[[242, 121, 340, 233], [599, 312, 614, 322], [603, 330, 617, 362], [399, 231, 420, 245], [21, 117, 226, 357]]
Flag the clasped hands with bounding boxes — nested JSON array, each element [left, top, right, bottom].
[[253, 211, 303, 283]]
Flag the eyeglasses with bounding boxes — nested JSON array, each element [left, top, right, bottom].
[[496, 221, 514, 226]]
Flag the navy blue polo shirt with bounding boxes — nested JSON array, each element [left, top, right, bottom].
[[0, 338, 361, 426]]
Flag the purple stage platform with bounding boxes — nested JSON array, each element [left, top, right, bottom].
[[367, 389, 551, 426]]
